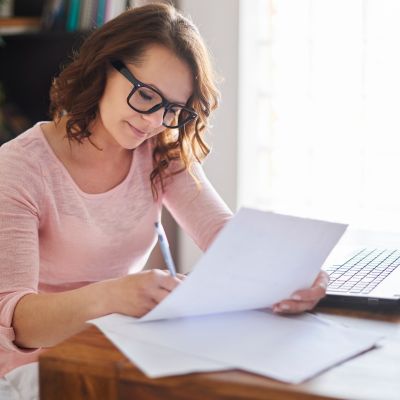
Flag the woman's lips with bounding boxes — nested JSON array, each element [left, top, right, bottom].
[[127, 122, 147, 139]]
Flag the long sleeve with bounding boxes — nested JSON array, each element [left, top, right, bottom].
[[0, 145, 42, 353], [162, 162, 233, 252], [0, 124, 169, 376]]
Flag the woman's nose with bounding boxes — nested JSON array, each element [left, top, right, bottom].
[[140, 108, 164, 128]]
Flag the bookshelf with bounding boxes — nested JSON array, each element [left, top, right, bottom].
[[0, 28, 89, 143], [0, 0, 178, 266], [0, 17, 41, 35], [0, 30, 87, 140], [0, 0, 173, 143], [0, 0, 115, 143]]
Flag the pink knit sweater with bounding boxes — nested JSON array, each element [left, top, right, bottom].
[[0, 123, 232, 376]]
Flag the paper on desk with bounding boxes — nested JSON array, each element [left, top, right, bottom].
[[91, 310, 381, 383], [106, 331, 231, 377], [89, 208, 357, 383], [90, 313, 232, 378], [90, 312, 335, 379], [141, 208, 347, 322]]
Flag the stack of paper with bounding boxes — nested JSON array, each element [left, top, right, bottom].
[[90, 208, 382, 383]]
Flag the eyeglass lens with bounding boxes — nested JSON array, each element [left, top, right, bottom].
[[129, 86, 192, 128]]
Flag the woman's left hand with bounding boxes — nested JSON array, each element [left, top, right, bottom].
[[272, 271, 329, 314]]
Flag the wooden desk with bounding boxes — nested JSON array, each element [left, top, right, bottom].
[[39, 307, 400, 400]]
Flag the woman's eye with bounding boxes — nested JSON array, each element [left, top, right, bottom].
[[138, 90, 154, 101], [167, 107, 179, 115]]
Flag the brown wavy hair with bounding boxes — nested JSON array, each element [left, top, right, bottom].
[[50, 2, 220, 198]]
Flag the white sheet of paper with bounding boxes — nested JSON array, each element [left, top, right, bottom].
[[91, 311, 381, 383], [89, 208, 356, 383], [90, 312, 341, 380], [141, 208, 347, 322], [90, 314, 231, 378], [105, 332, 231, 378]]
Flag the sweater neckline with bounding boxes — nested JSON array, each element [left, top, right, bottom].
[[35, 122, 135, 199]]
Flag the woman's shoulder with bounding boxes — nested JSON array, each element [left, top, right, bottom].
[[0, 123, 49, 184], [1, 122, 48, 155]]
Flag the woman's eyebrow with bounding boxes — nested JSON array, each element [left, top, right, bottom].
[[127, 65, 189, 105], [145, 81, 189, 105]]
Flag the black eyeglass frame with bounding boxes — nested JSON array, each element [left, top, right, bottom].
[[111, 60, 198, 129]]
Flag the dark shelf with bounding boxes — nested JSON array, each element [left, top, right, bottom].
[[0, 31, 88, 125]]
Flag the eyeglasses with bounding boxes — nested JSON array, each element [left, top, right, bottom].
[[111, 60, 198, 129]]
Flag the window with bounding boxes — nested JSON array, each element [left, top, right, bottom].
[[239, 0, 400, 231]]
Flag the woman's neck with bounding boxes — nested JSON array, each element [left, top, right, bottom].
[[53, 116, 132, 166]]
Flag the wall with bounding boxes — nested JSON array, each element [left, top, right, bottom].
[[177, 0, 240, 272]]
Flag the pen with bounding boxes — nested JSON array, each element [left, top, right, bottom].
[[155, 221, 177, 277]]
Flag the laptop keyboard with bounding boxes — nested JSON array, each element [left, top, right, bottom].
[[324, 249, 400, 294]]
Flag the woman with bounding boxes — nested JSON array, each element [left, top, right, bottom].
[[0, 3, 328, 398]]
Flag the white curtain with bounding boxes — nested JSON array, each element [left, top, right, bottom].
[[239, 0, 400, 231]]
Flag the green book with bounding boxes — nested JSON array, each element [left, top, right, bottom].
[[97, 0, 106, 27], [67, 0, 80, 31]]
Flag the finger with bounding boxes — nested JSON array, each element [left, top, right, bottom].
[[159, 275, 182, 292], [149, 269, 181, 291], [290, 271, 329, 302], [141, 297, 158, 309], [160, 270, 187, 283], [272, 299, 317, 314], [152, 286, 174, 304], [139, 308, 153, 317], [290, 287, 325, 302], [132, 300, 157, 318], [316, 270, 330, 288]]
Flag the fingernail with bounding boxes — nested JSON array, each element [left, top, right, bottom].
[[280, 304, 290, 311], [291, 294, 302, 301], [318, 283, 327, 290]]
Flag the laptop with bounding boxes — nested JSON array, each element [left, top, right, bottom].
[[320, 248, 400, 308], [319, 230, 400, 309]]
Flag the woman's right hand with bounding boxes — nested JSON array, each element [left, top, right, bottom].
[[106, 269, 185, 318], [11, 269, 184, 349]]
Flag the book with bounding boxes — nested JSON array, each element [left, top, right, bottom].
[[41, 0, 68, 31], [66, 0, 80, 31], [96, 0, 105, 27], [78, 0, 96, 30]]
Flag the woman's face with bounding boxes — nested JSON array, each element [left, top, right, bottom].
[[97, 44, 194, 150]]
